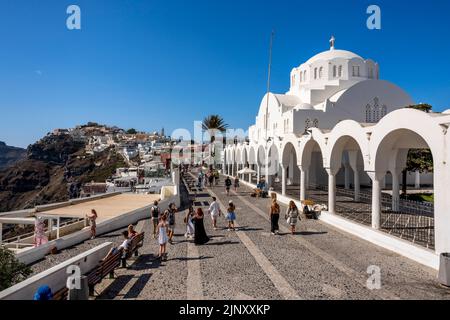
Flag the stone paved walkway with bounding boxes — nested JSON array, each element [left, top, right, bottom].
[[92, 170, 450, 300]]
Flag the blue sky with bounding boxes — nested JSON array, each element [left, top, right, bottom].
[[0, 0, 450, 147]]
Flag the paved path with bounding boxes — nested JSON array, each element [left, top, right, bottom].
[[92, 170, 450, 300]]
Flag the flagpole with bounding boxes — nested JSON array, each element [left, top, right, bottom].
[[265, 30, 274, 143]]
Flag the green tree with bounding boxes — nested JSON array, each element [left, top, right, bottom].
[[126, 128, 138, 134], [202, 115, 228, 167], [401, 104, 434, 195], [0, 246, 32, 291]]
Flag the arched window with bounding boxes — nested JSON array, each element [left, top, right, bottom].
[[305, 118, 311, 131], [299, 72, 302, 82], [319, 67, 323, 79], [314, 68, 317, 79], [368, 68, 373, 79], [304, 70, 307, 81], [333, 65, 337, 77], [366, 104, 372, 123], [338, 65, 342, 77]]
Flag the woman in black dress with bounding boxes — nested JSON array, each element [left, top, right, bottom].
[[193, 208, 209, 245]]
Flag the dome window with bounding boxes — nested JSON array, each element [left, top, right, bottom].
[[333, 65, 337, 78], [314, 68, 318, 80], [338, 65, 343, 77], [319, 67, 323, 79]]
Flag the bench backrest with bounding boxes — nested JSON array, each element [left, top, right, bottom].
[[88, 248, 123, 285]]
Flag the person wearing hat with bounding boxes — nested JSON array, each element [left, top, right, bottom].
[[33, 285, 53, 300], [226, 200, 236, 231]]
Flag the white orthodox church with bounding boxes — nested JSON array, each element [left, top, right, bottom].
[[249, 36, 413, 144], [223, 37, 450, 270]]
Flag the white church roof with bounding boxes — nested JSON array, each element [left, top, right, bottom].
[[305, 49, 363, 65]]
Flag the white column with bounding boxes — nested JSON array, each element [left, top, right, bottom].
[[56, 217, 61, 239], [299, 166, 306, 201], [354, 169, 360, 201], [348, 151, 360, 202], [281, 165, 287, 196], [327, 169, 337, 214], [368, 172, 382, 230], [288, 153, 294, 184], [344, 164, 350, 189], [392, 171, 400, 212], [415, 170, 420, 189]]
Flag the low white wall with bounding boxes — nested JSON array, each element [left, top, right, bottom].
[[14, 194, 179, 265], [0, 242, 113, 300], [237, 178, 439, 270]]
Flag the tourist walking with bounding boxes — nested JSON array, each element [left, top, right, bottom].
[[225, 176, 232, 196], [208, 171, 214, 187], [157, 213, 169, 261], [285, 200, 300, 235], [193, 208, 209, 245], [151, 200, 160, 239], [234, 176, 240, 192], [269, 199, 280, 235], [86, 209, 98, 239], [167, 203, 177, 244], [214, 170, 219, 186], [208, 196, 222, 230], [226, 200, 236, 231], [184, 205, 195, 239]]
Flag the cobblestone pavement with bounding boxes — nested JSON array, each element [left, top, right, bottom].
[[87, 170, 450, 300]]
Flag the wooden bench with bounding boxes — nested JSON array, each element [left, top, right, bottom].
[[121, 232, 145, 268], [52, 287, 69, 300], [87, 247, 123, 296]]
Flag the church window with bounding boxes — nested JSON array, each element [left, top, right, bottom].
[[352, 66, 360, 77], [333, 65, 337, 77], [368, 68, 373, 79], [304, 70, 307, 81], [319, 67, 323, 79], [314, 68, 317, 79], [299, 72, 302, 82], [366, 104, 372, 123], [338, 65, 343, 77], [305, 118, 311, 131]]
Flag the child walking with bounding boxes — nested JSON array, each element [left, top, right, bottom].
[[226, 200, 237, 231]]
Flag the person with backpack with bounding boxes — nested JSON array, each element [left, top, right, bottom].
[[225, 176, 232, 196], [167, 203, 177, 244], [151, 200, 160, 239]]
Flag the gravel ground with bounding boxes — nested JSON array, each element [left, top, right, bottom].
[[25, 170, 450, 300]]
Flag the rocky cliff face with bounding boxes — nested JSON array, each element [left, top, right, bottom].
[[0, 134, 126, 212], [0, 141, 26, 170]]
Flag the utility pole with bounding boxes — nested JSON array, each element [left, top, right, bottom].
[[265, 29, 275, 142]]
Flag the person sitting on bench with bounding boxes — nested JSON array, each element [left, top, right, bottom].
[[104, 230, 131, 261], [128, 225, 138, 238]]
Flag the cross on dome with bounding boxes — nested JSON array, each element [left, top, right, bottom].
[[330, 35, 335, 50]]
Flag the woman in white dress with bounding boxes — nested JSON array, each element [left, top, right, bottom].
[[158, 212, 169, 261]]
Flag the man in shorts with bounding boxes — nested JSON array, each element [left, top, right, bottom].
[[151, 200, 160, 239], [208, 197, 221, 230]]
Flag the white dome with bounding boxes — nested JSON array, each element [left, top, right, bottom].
[[305, 49, 363, 65]]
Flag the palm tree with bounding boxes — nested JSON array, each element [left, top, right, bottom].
[[202, 115, 228, 168]]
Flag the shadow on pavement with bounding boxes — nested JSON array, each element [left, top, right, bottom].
[[123, 273, 152, 299]]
